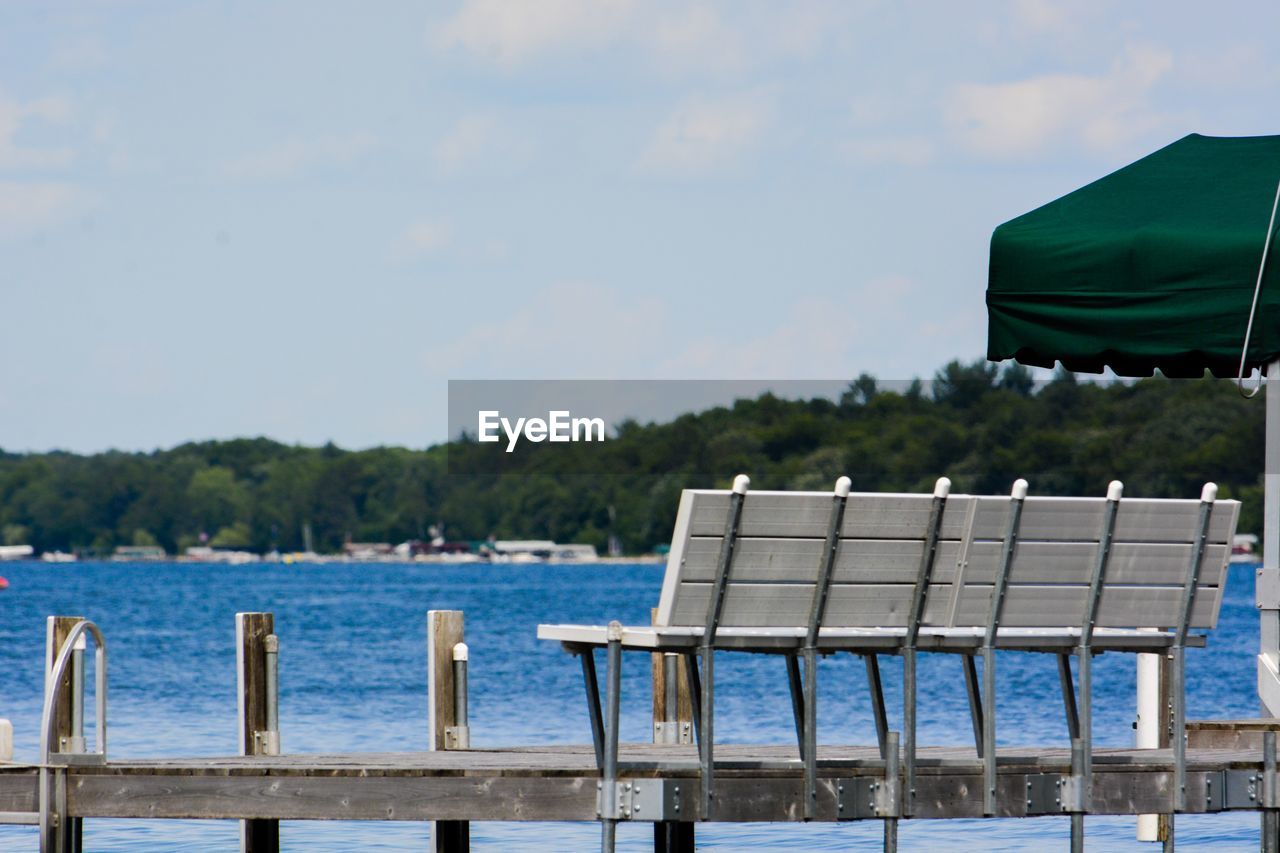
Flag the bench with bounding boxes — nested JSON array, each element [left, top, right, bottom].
[[538, 474, 1239, 837]]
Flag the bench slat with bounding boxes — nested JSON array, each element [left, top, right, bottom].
[[678, 537, 1229, 589], [671, 580, 1221, 630], [948, 583, 1221, 629], [686, 492, 975, 540], [970, 498, 1237, 543], [679, 537, 964, 584]]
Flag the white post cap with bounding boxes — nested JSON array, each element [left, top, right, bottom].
[[732, 474, 750, 494], [1201, 482, 1218, 503], [1011, 479, 1028, 500], [607, 620, 624, 642], [834, 476, 852, 498], [934, 477, 951, 498], [452, 642, 469, 662], [1107, 480, 1124, 501]]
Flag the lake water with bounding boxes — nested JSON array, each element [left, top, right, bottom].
[[0, 560, 1267, 851]]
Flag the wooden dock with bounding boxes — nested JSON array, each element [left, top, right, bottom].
[[7, 611, 1280, 851], [2, 743, 1278, 826], [0, 742, 1274, 820]]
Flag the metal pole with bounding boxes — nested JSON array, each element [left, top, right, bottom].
[[602, 621, 623, 853], [452, 643, 470, 749], [663, 653, 678, 737], [69, 638, 85, 754], [1265, 731, 1278, 853], [884, 731, 900, 853], [1136, 642, 1161, 841], [1261, 360, 1280, 716]]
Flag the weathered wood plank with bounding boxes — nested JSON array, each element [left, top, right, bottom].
[[236, 612, 278, 852], [68, 774, 599, 822], [427, 610, 469, 851], [47, 615, 86, 851]]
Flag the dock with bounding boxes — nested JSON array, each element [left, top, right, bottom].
[[5, 611, 1280, 852]]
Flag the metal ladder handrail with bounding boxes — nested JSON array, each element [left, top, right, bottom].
[[40, 619, 108, 765], [38, 619, 107, 851]]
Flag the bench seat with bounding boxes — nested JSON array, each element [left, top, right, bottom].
[[538, 623, 1205, 652]]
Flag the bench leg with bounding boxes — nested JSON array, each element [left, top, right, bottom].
[[1171, 644, 1186, 811], [902, 649, 916, 816], [684, 652, 701, 750], [786, 653, 806, 763], [865, 654, 889, 760], [699, 647, 715, 820], [579, 649, 605, 770], [980, 647, 996, 817], [1057, 653, 1080, 740], [802, 648, 819, 820], [963, 652, 984, 757]]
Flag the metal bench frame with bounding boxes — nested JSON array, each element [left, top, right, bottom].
[[540, 475, 1237, 852]]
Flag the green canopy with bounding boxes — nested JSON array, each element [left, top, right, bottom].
[[987, 133, 1280, 378]]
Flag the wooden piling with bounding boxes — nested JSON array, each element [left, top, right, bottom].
[[46, 615, 85, 853], [428, 610, 469, 853], [651, 608, 695, 852], [236, 612, 279, 853]]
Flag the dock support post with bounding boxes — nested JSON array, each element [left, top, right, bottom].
[[428, 610, 469, 853], [650, 609, 691, 746], [236, 612, 279, 853], [45, 616, 85, 853], [884, 730, 900, 853], [1264, 731, 1278, 853], [1136, 646, 1161, 841], [650, 610, 695, 853], [601, 621, 623, 853]]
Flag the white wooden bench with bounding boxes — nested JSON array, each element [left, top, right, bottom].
[[539, 474, 1239, 834]]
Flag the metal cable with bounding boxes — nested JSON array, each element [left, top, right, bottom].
[[1238, 178, 1280, 397]]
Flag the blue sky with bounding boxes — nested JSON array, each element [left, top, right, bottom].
[[3, 1, 1278, 452]]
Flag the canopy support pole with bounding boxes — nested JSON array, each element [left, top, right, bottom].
[[1260, 360, 1280, 717]]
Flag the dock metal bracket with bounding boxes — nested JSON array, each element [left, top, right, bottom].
[[652, 721, 693, 744], [597, 779, 691, 821], [1025, 774, 1079, 814], [836, 776, 899, 819]]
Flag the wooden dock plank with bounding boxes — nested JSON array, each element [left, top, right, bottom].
[[0, 743, 1270, 826]]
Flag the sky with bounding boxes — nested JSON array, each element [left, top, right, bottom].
[[2, 1, 1279, 453]]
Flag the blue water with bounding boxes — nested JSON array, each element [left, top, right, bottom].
[[0, 560, 1266, 850]]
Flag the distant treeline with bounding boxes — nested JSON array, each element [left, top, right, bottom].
[[0, 360, 1265, 555]]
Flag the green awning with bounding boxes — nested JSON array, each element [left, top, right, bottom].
[[987, 133, 1280, 378]]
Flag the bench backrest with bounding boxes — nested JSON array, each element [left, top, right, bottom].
[[653, 485, 1240, 632]]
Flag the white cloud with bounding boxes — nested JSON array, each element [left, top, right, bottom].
[[1009, 0, 1069, 33], [222, 132, 377, 180], [659, 276, 923, 378], [946, 44, 1175, 158], [393, 219, 453, 259], [0, 181, 92, 237], [638, 89, 776, 176], [843, 136, 935, 168], [422, 274, 950, 383], [432, 114, 533, 176], [422, 281, 666, 378], [434, 0, 638, 66], [432, 0, 845, 75], [0, 91, 75, 171]]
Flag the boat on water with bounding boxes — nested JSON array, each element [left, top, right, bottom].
[[1232, 533, 1259, 564]]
